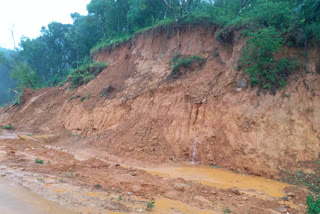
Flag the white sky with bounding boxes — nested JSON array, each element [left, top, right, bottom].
[[0, 0, 91, 49]]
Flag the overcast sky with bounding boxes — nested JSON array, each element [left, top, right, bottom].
[[0, 0, 91, 49]]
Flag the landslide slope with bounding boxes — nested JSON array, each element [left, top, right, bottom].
[[1, 24, 319, 178]]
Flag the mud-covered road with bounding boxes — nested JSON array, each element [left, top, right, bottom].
[[0, 177, 74, 214], [0, 132, 309, 214]]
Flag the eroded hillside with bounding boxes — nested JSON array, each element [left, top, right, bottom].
[[0, 24, 319, 213]]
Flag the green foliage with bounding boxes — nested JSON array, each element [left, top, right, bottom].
[[12, 96, 21, 105], [280, 169, 320, 195], [7, 0, 320, 92], [69, 168, 73, 177], [1, 125, 13, 130], [216, 0, 320, 47], [0, 48, 16, 106], [0, 52, 11, 69], [68, 60, 108, 89], [35, 159, 44, 164], [10, 63, 41, 90], [90, 34, 132, 55], [68, 96, 78, 102], [168, 54, 206, 79], [240, 1, 295, 30], [306, 195, 320, 214], [146, 200, 155, 211], [239, 27, 298, 94], [117, 195, 123, 201], [223, 208, 231, 214]]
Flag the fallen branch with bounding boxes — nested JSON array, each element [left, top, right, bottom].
[[1, 103, 17, 114], [11, 89, 22, 96]]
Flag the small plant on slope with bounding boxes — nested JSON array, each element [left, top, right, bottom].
[[168, 54, 206, 79], [1, 125, 13, 130], [306, 195, 320, 214], [223, 208, 231, 214], [146, 199, 155, 211], [35, 159, 44, 164]]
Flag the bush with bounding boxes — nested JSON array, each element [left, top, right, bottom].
[[240, 1, 295, 30], [10, 63, 41, 90], [68, 60, 108, 89], [168, 54, 206, 79], [306, 195, 320, 214], [12, 95, 21, 105], [239, 27, 298, 94]]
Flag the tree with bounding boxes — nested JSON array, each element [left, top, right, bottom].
[[160, 0, 193, 22], [238, 0, 248, 15], [10, 63, 40, 90], [19, 22, 74, 84], [127, 0, 166, 32], [87, 0, 111, 38], [0, 52, 12, 70], [0, 48, 16, 106], [68, 13, 104, 67]]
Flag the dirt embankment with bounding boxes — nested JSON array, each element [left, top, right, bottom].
[[1, 24, 319, 178]]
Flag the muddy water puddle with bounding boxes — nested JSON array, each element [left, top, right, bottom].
[[68, 148, 290, 198], [0, 177, 75, 214], [146, 164, 291, 198]]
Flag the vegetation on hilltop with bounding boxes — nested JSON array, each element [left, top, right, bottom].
[[0, 48, 16, 106], [0, 0, 319, 99]]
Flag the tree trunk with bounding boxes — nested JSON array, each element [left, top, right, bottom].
[[161, 0, 179, 22], [185, 0, 193, 14], [179, 0, 184, 20], [10, 25, 16, 50], [238, 0, 248, 15]]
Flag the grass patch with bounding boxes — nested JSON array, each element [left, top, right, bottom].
[[68, 60, 108, 89], [168, 54, 206, 79], [90, 35, 132, 56], [1, 125, 13, 130], [280, 169, 320, 195], [90, 16, 216, 56], [35, 159, 44, 164]]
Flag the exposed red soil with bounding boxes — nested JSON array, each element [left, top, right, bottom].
[[0, 24, 319, 213]]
